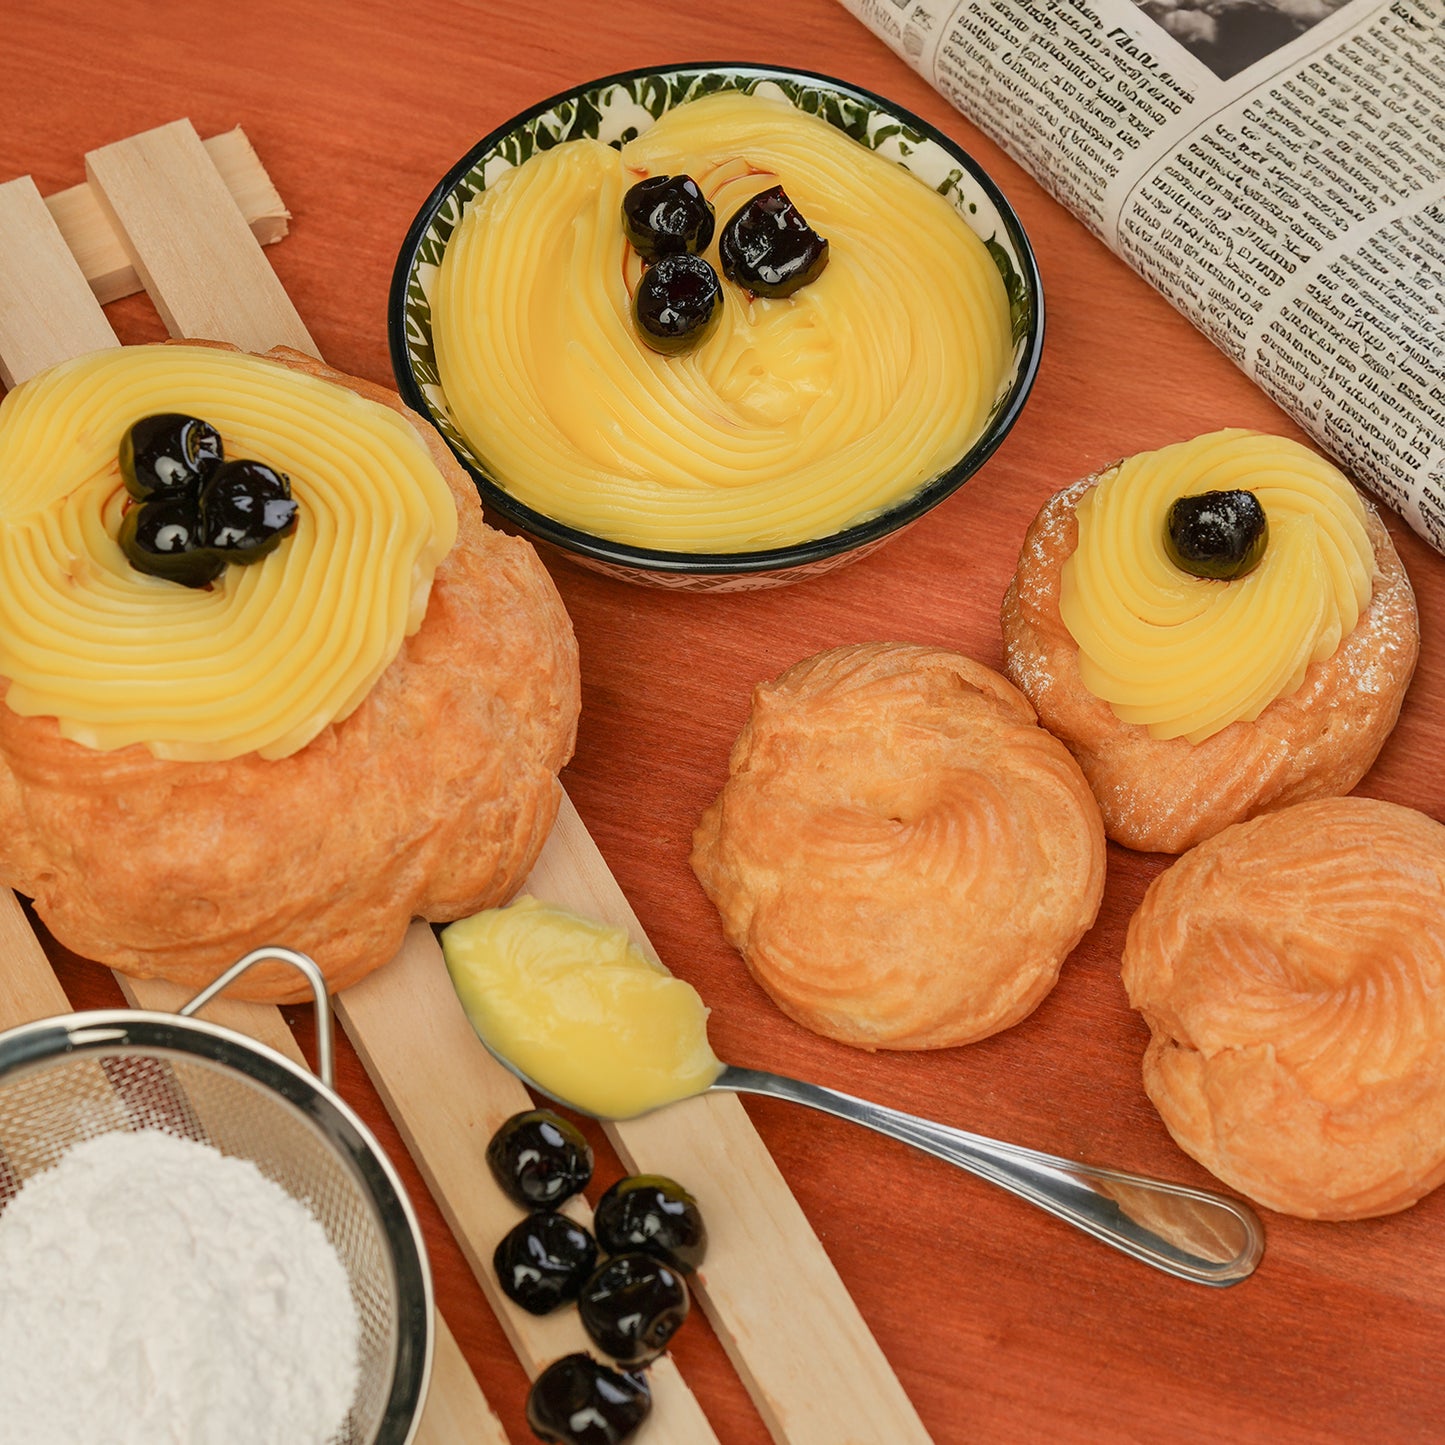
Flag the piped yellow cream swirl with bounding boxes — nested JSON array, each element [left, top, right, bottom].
[[434, 91, 1012, 552], [1060, 430, 1376, 743], [0, 345, 457, 761]]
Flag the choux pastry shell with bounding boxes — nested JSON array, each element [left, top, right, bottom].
[[0, 345, 580, 1002], [1002, 462, 1418, 854], [691, 643, 1105, 1050], [1122, 796, 1445, 1220]]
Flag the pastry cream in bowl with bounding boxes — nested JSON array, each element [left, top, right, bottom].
[[392, 66, 1042, 586], [435, 91, 1011, 554]]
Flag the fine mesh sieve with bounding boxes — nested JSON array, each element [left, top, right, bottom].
[[0, 947, 433, 1445]]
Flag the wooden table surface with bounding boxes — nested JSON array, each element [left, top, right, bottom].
[[5, 2, 1443, 1441]]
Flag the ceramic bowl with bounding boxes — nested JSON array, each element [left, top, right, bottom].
[[389, 62, 1043, 591]]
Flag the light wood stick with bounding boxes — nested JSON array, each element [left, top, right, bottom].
[[0, 175, 118, 388], [0, 892, 70, 1029], [336, 924, 722, 1443], [85, 119, 317, 356], [43, 128, 289, 306], [413, 1323, 510, 1445], [93, 128, 716, 1440], [0, 198, 101, 1018], [525, 794, 934, 1445], [121, 974, 309, 1060]]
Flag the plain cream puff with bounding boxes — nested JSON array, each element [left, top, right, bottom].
[[1122, 796, 1445, 1220], [692, 643, 1105, 1050]]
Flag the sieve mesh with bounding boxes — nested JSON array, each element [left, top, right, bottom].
[[0, 1042, 411, 1444]]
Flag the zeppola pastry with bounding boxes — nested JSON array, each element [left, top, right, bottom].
[[1122, 797, 1445, 1220], [0, 342, 579, 1001], [691, 643, 1106, 1050], [1001, 429, 1418, 853]]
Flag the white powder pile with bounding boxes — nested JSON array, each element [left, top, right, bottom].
[[0, 1129, 362, 1445]]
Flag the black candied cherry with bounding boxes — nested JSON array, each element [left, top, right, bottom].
[[631, 252, 723, 356], [494, 1211, 598, 1316], [120, 413, 223, 500], [198, 459, 298, 561], [594, 1175, 707, 1275], [621, 174, 715, 261], [577, 1252, 689, 1367], [487, 1109, 593, 1210], [117, 495, 224, 588], [1164, 489, 1268, 580], [526, 1353, 651, 1445], [718, 184, 829, 298]]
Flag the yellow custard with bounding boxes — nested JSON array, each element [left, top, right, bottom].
[[1060, 430, 1376, 742], [434, 90, 1013, 552], [0, 345, 457, 761], [442, 896, 723, 1119]]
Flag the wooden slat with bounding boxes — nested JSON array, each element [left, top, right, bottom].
[[121, 974, 308, 1061], [413, 1324, 510, 1445], [0, 197, 111, 1194], [0, 175, 118, 387], [336, 924, 722, 1443], [85, 119, 317, 356], [0, 893, 70, 1029], [44, 128, 289, 306], [83, 123, 716, 1440], [528, 795, 934, 1445]]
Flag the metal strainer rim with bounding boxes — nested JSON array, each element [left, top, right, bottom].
[[0, 1007, 434, 1445]]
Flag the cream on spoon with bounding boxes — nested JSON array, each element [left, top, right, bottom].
[[442, 897, 1264, 1287]]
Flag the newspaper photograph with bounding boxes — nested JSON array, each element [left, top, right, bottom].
[[836, 0, 1445, 552]]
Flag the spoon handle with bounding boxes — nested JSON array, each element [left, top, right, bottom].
[[714, 1065, 1263, 1286]]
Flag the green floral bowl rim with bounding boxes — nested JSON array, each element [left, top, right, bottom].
[[388, 61, 1044, 577]]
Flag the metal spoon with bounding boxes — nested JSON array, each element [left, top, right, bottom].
[[471, 1035, 1264, 1287]]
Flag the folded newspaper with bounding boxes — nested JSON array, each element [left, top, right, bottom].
[[837, 0, 1445, 553]]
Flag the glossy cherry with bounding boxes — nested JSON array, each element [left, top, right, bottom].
[[718, 184, 829, 298], [525, 1354, 651, 1445], [117, 495, 225, 588], [494, 1211, 598, 1316], [486, 1109, 594, 1210], [577, 1252, 689, 1367], [631, 252, 723, 355], [621, 174, 715, 261], [593, 1175, 707, 1275], [120, 413, 225, 501], [199, 460, 298, 560], [1164, 490, 1269, 580]]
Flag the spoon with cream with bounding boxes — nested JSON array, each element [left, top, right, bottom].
[[442, 897, 1264, 1287]]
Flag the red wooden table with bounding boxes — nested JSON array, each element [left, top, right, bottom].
[[4, 1, 1443, 1441]]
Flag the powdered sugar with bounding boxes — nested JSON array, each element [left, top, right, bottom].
[[0, 1129, 360, 1445]]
